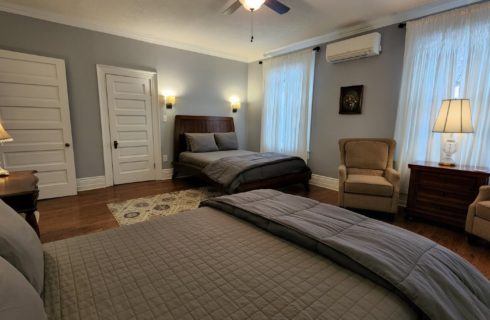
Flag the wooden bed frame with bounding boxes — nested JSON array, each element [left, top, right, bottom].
[[172, 115, 311, 193]]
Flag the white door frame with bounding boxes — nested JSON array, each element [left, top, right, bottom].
[[96, 64, 162, 187]]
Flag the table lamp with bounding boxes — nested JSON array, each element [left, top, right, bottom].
[[432, 99, 473, 166], [0, 122, 13, 176]]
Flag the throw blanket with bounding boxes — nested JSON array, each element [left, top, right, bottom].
[[201, 189, 490, 320], [202, 152, 307, 193]]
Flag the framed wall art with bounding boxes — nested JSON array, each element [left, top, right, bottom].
[[339, 85, 363, 114]]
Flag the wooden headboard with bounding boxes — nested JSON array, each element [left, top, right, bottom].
[[173, 115, 235, 162]]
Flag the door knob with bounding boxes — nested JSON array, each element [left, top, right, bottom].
[[65, 143, 70, 147], [113, 140, 119, 149]]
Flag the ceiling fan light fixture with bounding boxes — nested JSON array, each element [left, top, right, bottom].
[[239, 0, 266, 11]]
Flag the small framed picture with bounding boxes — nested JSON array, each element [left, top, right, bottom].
[[339, 85, 363, 114]]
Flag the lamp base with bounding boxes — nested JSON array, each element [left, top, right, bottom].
[[439, 135, 457, 168], [0, 167, 10, 176], [438, 161, 456, 167]]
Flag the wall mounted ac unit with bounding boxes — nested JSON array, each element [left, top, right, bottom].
[[326, 32, 381, 63]]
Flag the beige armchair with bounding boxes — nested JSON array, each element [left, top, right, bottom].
[[338, 138, 400, 214], [466, 185, 490, 242]]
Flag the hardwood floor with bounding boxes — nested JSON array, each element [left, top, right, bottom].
[[38, 179, 490, 278]]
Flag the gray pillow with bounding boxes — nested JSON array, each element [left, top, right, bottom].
[[214, 132, 239, 150], [0, 256, 47, 319], [185, 133, 219, 152], [0, 199, 44, 294]]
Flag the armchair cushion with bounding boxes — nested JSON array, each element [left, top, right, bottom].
[[345, 174, 393, 197], [476, 201, 490, 220], [345, 141, 389, 170]]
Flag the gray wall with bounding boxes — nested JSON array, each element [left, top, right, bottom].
[[246, 62, 263, 152], [0, 11, 248, 178], [247, 24, 406, 177]]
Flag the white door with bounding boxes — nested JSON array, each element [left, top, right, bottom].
[[106, 74, 156, 184], [0, 49, 77, 199]]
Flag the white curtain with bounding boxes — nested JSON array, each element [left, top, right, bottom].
[[261, 49, 316, 161], [394, 2, 490, 192]]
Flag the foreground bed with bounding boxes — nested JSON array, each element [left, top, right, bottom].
[[2, 191, 489, 320], [172, 115, 311, 193]]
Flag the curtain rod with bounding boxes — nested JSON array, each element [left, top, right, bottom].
[[258, 46, 320, 64]]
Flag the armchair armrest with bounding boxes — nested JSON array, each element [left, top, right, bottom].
[[384, 168, 400, 193], [338, 165, 347, 183], [475, 185, 490, 202], [466, 185, 489, 233]]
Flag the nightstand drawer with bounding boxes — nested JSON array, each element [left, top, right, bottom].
[[416, 185, 474, 202], [416, 171, 479, 193]]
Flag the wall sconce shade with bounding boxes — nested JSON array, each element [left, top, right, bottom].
[[165, 96, 176, 109], [230, 96, 240, 113], [231, 102, 240, 113], [433, 99, 473, 133]]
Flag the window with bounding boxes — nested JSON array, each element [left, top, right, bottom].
[[261, 49, 315, 161]]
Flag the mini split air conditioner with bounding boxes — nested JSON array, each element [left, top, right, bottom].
[[326, 32, 381, 63]]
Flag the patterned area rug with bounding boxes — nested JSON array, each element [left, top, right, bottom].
[[107, 187, 223, 226]]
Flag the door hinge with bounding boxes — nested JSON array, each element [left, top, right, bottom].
[[154, 163, 156, 168]]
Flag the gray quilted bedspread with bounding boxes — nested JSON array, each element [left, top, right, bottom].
[[43, 206, 416, 320], [201, 189, 490, 320], [202, 152, 308, 193]]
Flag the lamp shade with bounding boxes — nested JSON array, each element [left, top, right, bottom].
[[0, 123, 12, 143], [432, 99, 474, 133]]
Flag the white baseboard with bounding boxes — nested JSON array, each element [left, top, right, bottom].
[[310, 174, 339, 191], [161, 168, 173, 180], [77, 170, 173, 192], [399, 193, 408, 207], [76, 176, 107, 192]]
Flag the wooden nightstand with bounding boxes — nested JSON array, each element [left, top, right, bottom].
[[406, 161, 490, 229], [0, 171, 40, 236]]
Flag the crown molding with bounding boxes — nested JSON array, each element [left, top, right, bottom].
[[263, 0, 483, 58], [0, 1, 250, 63], [0, 0, 483, 63]]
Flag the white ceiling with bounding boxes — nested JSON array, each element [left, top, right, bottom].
[[0, 0, 480, 62]]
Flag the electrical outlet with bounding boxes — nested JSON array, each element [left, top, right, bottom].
[[163, 114, 168, 122], [163, 155, 168, 162]]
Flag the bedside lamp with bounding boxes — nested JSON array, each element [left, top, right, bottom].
[[432, 99, 473, 167], [0, 122, 13, 176]]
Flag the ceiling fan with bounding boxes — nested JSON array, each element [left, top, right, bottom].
[[223, 0, 290, 15]]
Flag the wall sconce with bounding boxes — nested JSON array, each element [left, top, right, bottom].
[[165, 95, 176, 109], [230, 96, 240, 113]]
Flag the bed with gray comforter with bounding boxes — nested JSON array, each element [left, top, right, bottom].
[[4, 189, 487, 319], [180, 150, 310, 193]]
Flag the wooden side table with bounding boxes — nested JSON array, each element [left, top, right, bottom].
[[406, 161, 490, 229], [0, 171, 40, 236]]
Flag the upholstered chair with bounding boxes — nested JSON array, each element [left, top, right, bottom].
[[338, 138, 400, 214], [466, 185, 490, 242]]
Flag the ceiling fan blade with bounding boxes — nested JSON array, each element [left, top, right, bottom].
[[265, 0, 290, 14], [222, 0, 242, 15]]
